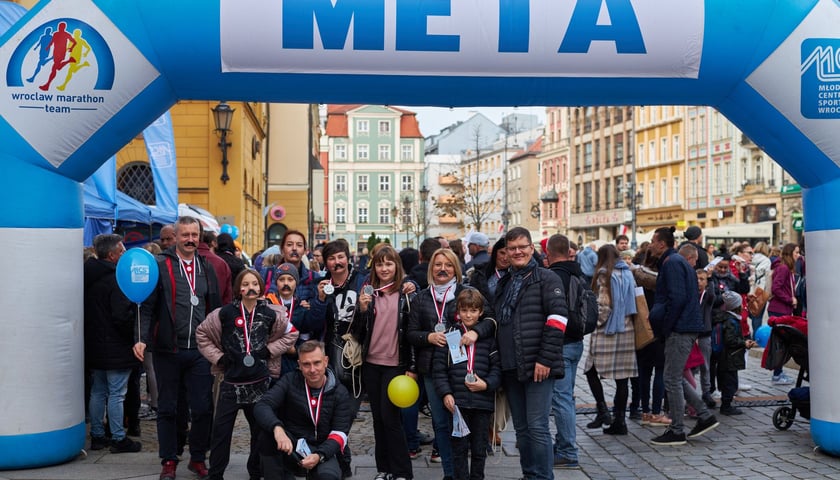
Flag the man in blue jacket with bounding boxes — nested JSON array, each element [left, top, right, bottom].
[[648, 226, 719, 446]]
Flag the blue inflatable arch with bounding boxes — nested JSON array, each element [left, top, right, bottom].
[[2, 0, 840, 468]]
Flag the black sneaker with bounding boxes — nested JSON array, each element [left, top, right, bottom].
[[90, 436, 109, 451], [702, 392, 717, 409], [650, 429, 687, 446], [720, 405, 744, 416], [110, 437, 142, 453], [687, 415, 720, 438]]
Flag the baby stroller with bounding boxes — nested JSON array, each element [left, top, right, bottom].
[[762, 320, 809, 430]]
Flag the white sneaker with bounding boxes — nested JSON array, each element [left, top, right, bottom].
[[773, 373, 794, 385], [738, 383, 752, 391], [712, 391, 721, 399]]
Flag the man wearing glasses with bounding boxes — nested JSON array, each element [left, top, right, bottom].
[[493, 227, 567, 480]]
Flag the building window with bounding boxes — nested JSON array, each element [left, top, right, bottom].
[[661, 138, 668, 162], [614, 133, 624, 165], [649, 181, 655, 206], [336, 207, 346, 224], [358, 175, 368, 192], [661, 178, 668, 204], [379, 207, 390, 224], [605, 137, 611, 167], [584, 182, 592, 211], [401, 145, 413, 161], [379, 175, 390, 191], [357, 145, 369, 160], [584, 142, 593, 172], [649, 141, 656, 164], [672, 135, 680, 160], [117, 162, 156, 205], [357, 120, 369, 135], [358, 207, 369, 224], [673, 176, 680, 204], [334, 144, 347, 160], [379, 120, 391, 135], [689, 168, 697, 198], [401, 175, 413, 191], [615, 177, 624, 208], [378, 145, 391, 160], [637, 144, 645, 167], [335, 174, 346, 192], [699, 166, 707, 196], [714, 164, 722, 194]]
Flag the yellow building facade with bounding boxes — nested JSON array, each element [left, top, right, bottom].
[[634, 106, 685, 233]]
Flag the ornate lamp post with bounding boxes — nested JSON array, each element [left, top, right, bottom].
[[391, 206, 399, 246], [211, 101, 235, 184], [419, 185, 430, 239]]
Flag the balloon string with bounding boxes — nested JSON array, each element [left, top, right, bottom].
[[136, 303, 141, 344]]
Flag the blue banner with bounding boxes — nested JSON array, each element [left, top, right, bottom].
[[144, 112, 178, 221]]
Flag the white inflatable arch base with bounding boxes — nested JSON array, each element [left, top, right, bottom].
[[2, 0, 840, 468]]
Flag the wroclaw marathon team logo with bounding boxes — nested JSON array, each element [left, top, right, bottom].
[[6, 18, 114, 112], [801, 38, 840, 119]]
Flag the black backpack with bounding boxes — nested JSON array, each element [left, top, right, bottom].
[[565, 273, 598, 338]]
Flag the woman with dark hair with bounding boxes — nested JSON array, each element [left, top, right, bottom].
[[766, 242, 801, 385], [449, 238, 467, 272], [467, 237, 508, 301], [583, 244, 638, 435], [352, 244, 416, 480]]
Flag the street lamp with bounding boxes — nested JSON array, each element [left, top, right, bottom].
[[402, 195, 412, 247], [391, 206, 399, 246], [419, 185, 430, 239], [624, 183, 643, 249], [211, 101, 235, 184]]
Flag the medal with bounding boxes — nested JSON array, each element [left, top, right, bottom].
[[434, 323, 446, 333], [363, 285, 374, 296], [463, 325, 476, 384], [465, 373, 476, 383], [431, 284, 453, 335], [323, 284, 335, 295], [190, 295, 199, 306], [243, 354, 255, 367], [179, 258, 200, 306]]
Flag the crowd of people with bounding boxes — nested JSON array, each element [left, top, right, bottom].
[[83, 219, 806, 480]]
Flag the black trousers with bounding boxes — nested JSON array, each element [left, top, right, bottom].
[[452, 408, 491, 480], [262, 453, 341, 480], [208, 382, 261, 480], [716, 363, 739, 405], [361, 363, 413, 479]]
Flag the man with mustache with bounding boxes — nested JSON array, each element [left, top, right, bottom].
[[319, 239, 367, 478], [277, 230, 321, 302], [266, 263, 328, 377], [136, 216, 223, 480]]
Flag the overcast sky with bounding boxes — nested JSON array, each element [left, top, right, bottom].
[[399, 106, 547, 138]]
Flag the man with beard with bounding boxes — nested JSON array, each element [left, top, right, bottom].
[[136, 216, 222, 480], [277, 230, 321, 301], [159, 224, 176, 250]]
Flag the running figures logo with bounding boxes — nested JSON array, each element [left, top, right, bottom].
[[801, 38, 840, 119], [6, 18, 114, 109]]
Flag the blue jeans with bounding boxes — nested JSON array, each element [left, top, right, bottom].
[[89, 368, 132, 441], [423, 375, 453, 476], [504, 371, 555, 480], [551, 340, 583, 461]]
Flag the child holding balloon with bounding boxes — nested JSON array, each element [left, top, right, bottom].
[[352, 243, 417, 480], [432, 288, 501, 480]]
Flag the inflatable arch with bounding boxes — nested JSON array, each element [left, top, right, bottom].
[[2, 0, 840, 468]]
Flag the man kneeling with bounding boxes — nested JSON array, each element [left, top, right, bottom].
[[254, 340, 353, 480]]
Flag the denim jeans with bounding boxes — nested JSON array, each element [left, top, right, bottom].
[[423, 375, 454, 476], [696, 335, 712, 395], [663, 333, 711, 435], [503, 371, 555, 480], [551, 340, 583, 461], [89, 368, 132, 441]]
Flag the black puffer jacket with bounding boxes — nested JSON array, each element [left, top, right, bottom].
[[406, 284, 497, 375], [432, 329, 501, 412], [254, 368, 352, 460], [84, 257, 139, 370], [350, 289, 415, 370], [493, 266, 567, 382]]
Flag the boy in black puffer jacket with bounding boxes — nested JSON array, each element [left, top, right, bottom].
[[433, 289, 501, 480]]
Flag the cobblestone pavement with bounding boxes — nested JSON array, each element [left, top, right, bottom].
[[3, 347, 840, 479]]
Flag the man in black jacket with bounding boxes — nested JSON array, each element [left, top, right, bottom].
[[545, 234, 585, 469], [136, 216, 222, 480], [254, 340, 352, 480], [84, 234, 142, 454], [494, 227, 567, 480]]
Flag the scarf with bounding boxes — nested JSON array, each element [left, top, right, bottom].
[[432, 278, 457, 303], [499, 257, 538, 326], [605, 261, 638, 335]]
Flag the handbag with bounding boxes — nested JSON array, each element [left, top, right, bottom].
[[748, 287, 770, 317], [633, 287, 655, 350]]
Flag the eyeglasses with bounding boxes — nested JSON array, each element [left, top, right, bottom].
[[507, 244, 532, 253]]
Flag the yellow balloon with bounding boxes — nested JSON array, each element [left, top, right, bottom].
[[387, 375, 419, 408]]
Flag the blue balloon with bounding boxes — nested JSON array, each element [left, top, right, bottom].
[[231, 226, 239, 240], [755, 324, 772, 348], [220, 223, 233, 234], [116, 248, 160, 304]]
